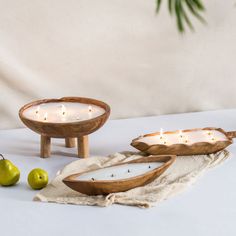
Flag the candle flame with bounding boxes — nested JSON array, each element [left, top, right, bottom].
[[178, 130, 185, 143], [179, 130, 183, 138], [88, 105, 92, 112], [61, 104, 66, 116], [160, 128, 164, 139], [43, 112, 48, 121], [184, 137, 188, 143]]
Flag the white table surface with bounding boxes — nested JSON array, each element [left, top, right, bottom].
[[0, 109, 236, 236]]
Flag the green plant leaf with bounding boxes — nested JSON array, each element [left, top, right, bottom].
[[168, 0, 174, 15], [179, 0, 194, 31], [192, 0, 205, 10], [156, 0, 162, 12], [175, 0, 184, 32], [156, 0, 206, 33], [185, 0, 206, 23]]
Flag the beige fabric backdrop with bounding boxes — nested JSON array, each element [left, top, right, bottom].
[[0, 0, 235, 129]]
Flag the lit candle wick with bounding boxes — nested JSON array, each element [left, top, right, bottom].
[[159, 128, 164, 140], [178, 130, 185, 143], [159, 128, 167, 144], [207, 131, 212, 136], [206, 130, 216, 142], [183, 135, 189, 144], [35, 106, 40, 114], [61, 104, 66, 116], [179, 130, 183, 139], [43, 112, 48, 121], [88, 105, 92, 113]]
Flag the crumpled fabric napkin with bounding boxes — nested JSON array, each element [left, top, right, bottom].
[[34, 150, 229, 208]]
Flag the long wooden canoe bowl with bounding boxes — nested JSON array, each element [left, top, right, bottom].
[[63, 155, 176, 195], [131, 127, 236, 156]]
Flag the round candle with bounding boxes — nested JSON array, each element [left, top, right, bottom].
[[76, 162, 164, 181], [23, 102, 105, 123], [138, 129, 228, 146]]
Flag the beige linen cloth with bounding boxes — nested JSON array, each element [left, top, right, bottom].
[[34, 150, 229, 208]]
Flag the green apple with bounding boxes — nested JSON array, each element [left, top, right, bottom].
[[0, 154, 20, 186], [28, 168, 48, 190]]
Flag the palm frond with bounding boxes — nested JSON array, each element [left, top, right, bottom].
[[156, 0, 206, 33], [156, 0, 162, 12], [180, 0, 194, 31], [168, 0, 174, 15], [175, 0, 184, 32], [185, 0, 206, 23]]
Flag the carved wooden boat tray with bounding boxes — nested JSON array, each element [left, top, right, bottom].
[[131, 127, 236, 156], [63, 155, 176, 195]]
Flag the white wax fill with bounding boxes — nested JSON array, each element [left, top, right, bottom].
[[76, 162, 164, 181], [138, 130, 228, 146], [23, 102, 105, 123]]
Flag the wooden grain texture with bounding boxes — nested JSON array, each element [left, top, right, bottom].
[[226, 131, 236, 139], [40, 135, 51, 158], [65, 138, 76, 148], [19, 97, 110, 138], [77, 135, 89, 158], [131, 127, 235, 156], [63, 155, 176, 195], [19, 97, 110, 158]]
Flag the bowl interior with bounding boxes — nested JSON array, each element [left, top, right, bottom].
[[19, 97, 110, 138]]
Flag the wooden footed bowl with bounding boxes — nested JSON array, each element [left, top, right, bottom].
[[63, 155, 176, 195], [131, 127, 236, 156], [19, 97, 110, 138]]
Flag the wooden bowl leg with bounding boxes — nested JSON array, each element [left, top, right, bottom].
[[40, 135, 51, 158], [65, 138, 76, 148], [77, 135, 89, 158]]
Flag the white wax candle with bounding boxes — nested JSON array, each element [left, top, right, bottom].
[[23, 102, 105, 123], [138, 130, 228, 146], [76, 162, 163, 181]]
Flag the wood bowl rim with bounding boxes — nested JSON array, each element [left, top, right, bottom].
[[63, 154, 176, 184], [19, 97, 111, 126]]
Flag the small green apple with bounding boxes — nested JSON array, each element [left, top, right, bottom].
[[28, 168, 48, 190]]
